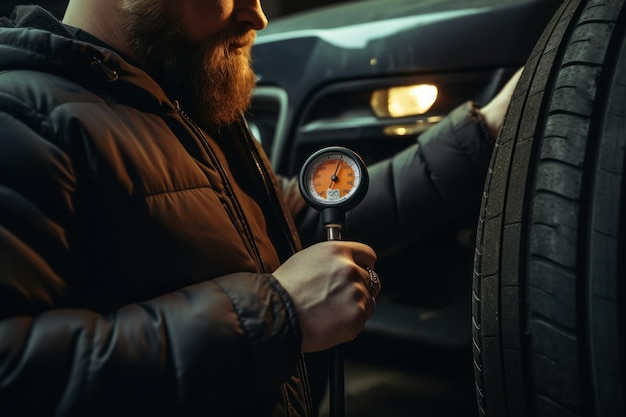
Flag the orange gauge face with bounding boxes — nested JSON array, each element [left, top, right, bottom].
[[302, 150, 366, 206], [311, 158, 356, 201]]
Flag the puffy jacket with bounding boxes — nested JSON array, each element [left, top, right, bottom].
[[0, 6, 494, 417]]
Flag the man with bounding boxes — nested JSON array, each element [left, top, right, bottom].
[[0, 1, 520, 416]]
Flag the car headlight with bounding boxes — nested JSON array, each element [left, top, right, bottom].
[[371, 84, 438, 118]]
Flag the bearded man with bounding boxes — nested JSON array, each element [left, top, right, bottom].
[[115, 0, 259, 127], [0, 1, 518, 416]]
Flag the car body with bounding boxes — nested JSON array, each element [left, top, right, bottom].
[[248, 0, 562, 350]]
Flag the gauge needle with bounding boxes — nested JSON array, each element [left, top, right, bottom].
[[328, 160, 342, 189]]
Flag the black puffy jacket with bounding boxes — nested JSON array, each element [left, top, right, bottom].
[[0, 6, 494, 417]]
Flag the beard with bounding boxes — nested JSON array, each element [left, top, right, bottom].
[[118, 0, 257, 128]]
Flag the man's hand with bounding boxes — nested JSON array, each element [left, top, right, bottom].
[[273, 241, 380, 353], [479, 67, 524, 139]]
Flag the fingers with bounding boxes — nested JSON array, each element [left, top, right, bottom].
[[330, 240, 380, 302], [343, 240, 377, 269], [273, 240, 381, 352], [330, 242, 381, 333], [479, 67, 525, 139]]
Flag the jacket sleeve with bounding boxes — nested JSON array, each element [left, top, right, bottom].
[[0, 110, 302, 415], [290, 101, 495, 258]]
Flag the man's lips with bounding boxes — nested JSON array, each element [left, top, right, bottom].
[[231, 31, 256, 47], [229, 38, 254, 54], [214, 29, 255, 54]]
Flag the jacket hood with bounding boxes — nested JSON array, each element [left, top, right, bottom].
[[0, 6, 173, 112]]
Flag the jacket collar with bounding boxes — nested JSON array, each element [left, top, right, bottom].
[[0, 5, 175, 113]]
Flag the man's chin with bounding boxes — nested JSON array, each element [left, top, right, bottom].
[[176, 41, 257, 127], [195, 89, 253, 128]]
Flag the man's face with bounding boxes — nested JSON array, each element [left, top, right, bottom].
[[119, 0, 267, 128]]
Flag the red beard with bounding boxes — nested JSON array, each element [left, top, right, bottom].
[[120, 2, 258, 127]]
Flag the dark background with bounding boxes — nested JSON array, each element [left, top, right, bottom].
[[0, 0, 67, 17], [0, 0, 351, 20]]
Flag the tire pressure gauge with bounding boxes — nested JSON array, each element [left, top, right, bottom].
[[299, 146, 369, 417], [298, 146, 369, 241]]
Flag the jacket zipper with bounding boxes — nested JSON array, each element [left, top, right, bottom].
[[237, 117, 300, 256], [297, 354, 314, 417], [238, 120, 312, 417], [173, 100, 267, 273]]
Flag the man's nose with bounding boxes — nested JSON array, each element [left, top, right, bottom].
[[235, 0, 268, 30]]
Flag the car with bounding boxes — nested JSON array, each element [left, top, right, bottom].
[[249, 0, 626, 416], [248, 0, 559, 362]]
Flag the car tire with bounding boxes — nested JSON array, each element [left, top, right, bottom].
[[472, 0, 626, 416]]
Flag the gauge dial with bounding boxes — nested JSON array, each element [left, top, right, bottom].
[[299, 147, 368, 211]]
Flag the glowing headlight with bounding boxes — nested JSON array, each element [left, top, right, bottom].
[[371, 84, 438, 118]]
